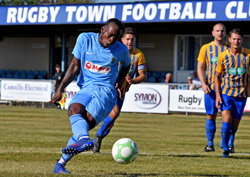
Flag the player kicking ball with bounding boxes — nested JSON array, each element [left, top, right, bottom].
[[47, 18, 131, 173], [92, 27, 147, 153]]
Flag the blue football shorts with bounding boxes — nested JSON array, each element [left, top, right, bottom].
[[69, 84, 117, 126], [221, 94, 247, 120], [204, 90, 218, 115]]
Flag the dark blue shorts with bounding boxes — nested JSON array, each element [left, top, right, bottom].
[[221, 94, 247, 120], [204, 90, 218, 115]]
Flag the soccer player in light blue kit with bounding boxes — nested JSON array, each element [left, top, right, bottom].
[[48, 18, 131, 174], [92, 27, 147, 153]]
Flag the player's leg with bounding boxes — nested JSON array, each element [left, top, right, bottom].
[[54, 136, 78, 174], [228, 119, 239, 153], [53, 88, 95, 173], [204, 114, 217, 151], [61, 88, 96, 156], [221, 110, 231, 157], [93, 105, 119, 153], [96, 106, 119, 138], [228, 97, 247, 153], [93, 97, 123, 153], [62, 103, 95, 156], [204, 90, 218, 152], [220, 94, 234, 157]]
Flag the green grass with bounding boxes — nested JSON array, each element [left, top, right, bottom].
[[0, 106, 250, 176]]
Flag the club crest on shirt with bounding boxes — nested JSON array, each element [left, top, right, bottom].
[[241, 59, 246, 65], [111, 57, 115, 63]]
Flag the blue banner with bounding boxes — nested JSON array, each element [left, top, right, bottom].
[[0, 1, 250, 25]]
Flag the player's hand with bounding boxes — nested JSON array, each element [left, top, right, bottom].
[[201, 84, 211, 94], [215, 96, 222, 109], [46, 90, 62, 104], [125, 75, 133, 84], [115, 83, 123, 100]]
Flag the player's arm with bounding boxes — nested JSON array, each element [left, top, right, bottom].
[[116, 65, 131, 88], [214, 55, 223, 109], [126, 70, 147, 84], [197, 61, 210, 94], [115, 64, 131, 99], [47, 57, 80, 104], [214, 71, 222, 109], [127, 52, 147, 84]]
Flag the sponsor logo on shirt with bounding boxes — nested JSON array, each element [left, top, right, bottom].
[[85, 61, 111, 74], [237, 67, 246, 75], [228, 67, 245, 75], [211, 57, 218, 64]]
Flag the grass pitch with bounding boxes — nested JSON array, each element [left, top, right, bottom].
[[0, 106, 250, 176]]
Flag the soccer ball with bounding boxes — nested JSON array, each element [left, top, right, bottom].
[[112, 138, 138, 164]]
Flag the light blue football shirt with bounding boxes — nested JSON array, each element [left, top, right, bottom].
[[72, 32, 131, 89]]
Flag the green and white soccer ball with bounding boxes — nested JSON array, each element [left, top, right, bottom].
[[112, 138, 138, 164]]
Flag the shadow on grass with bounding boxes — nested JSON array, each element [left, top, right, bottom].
[[139, 153, 250, 159], [113, 172, 229, 176], [139, 153, 204, 158]]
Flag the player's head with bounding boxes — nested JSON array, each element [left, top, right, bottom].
[[212, 23, 226, 42], [228, 28, 244, 50], [99, 18, 125, 48], [121, 27, 137, 53]]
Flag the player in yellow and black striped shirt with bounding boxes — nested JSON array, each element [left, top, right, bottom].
[[197, 23, 229, 152], [215, 28, 250, 157], [93, 27, 147, 153]]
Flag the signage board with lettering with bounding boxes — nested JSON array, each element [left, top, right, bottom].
[[64, 82, 80, 110], [0, 80, 51, 102], [1, 1, 250, 25], [169, 89, 205, 113], [121, 83, 169, 114]]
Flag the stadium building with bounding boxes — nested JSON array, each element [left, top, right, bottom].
[[0, 0, 250, 82]]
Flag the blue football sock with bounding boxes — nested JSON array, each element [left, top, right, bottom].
[[59, 136, 78, 164], [96, 115, 114, 137], [69, 114, 89, 140], [228, 129, 237, 147], [102, 129, 111, 138], [206, 119, 216, 146], [221, 121, 231, 151]]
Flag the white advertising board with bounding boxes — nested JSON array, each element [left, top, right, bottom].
[[1, 80, 51, 102], [169, 90, 205, 113], [121, 83, 169, 114], [64, 82, 80, 110], [244, 98, 250, 112]]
